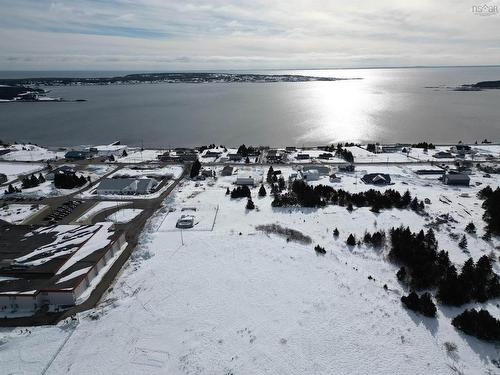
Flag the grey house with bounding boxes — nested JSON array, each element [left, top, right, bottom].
[[95, 178, 155, 195], [443, 173, 470, 186]]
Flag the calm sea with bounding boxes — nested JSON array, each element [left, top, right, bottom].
[[0, 67, 499, 147]]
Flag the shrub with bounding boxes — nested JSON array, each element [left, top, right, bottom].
[[401, 292, 437, 317], [314, 245, 326, 255], [246, 198, 255, 210], [258, 184, 267, 197], [465, 222, 476, 234], [452, 309, 500, 341], [231, 186, 251, 199], [190, 160, 201, 178]]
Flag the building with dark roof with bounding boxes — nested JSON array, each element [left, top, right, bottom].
[[443, 173, 470, 186], [361, 173, 391, 185]]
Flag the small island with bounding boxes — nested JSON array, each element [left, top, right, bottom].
[[454, 79, 500, 91]]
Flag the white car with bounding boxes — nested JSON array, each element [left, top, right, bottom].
[[176, 215, 195, 229]]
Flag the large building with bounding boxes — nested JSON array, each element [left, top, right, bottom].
[[0, 223, 126, 317], [95, 178, 156, 195]]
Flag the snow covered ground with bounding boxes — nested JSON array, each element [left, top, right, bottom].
[[76, 201, 132, 223], [0, 165, 499, 374], [0, 144, 60, 162], [105, 208, 143, 224], [0, 162, 45, 184], [0, 204, 47, 224]]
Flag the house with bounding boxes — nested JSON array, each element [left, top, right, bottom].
[[329, 173, 341, 182], [451, 145, 471, 154], [443, 173, 470, 186], [361, 173, 391, 185], [295, 153, 310, 160], [338, 164, 355, 172], [95, 178, 155, 195], [46, 165, 76, 180], [202, 150, 222, 158], [236, 176, 256, 186], [201, 169, 214, 178], [266, 149, 283, 162], [433, 151, 453, 159], [221, 166, 234, 176], [381, 145, 403, 153], [300, 169, 320, 181], [302, 165, 330, 175], [179, 153, 198, 162], [228, 153, 243, 161], [89, 144, 128, 157], [318, 152, 333, 159], [65, 150, 91, 160]]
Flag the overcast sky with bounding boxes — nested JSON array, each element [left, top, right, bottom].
[[0, 0, 499, 71]]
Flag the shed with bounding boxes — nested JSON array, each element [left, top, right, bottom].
[[443, 173, 470, 186], [221, 165, 234, 176]]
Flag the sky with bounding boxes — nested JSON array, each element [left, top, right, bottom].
[[0, 0, 499, 71]]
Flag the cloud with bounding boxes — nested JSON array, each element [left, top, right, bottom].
[[0, 0, 499, 70]]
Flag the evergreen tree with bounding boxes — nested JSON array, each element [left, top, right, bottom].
[[122, 149, 128, 157], [465, 222, 476, 234], [346, 234, 356, 246], [452, 309, 500, 341], [38, 173, 45, 184], [266, 166, 274, 184], [333, 228, 339, 237], [109, 155, 115, 161], [419, 293, 437, 317], [246, 198, 255, 210], [258, 184, 267, 197], [7, 184, 15, 194], [190, 160, 201, 178], [226, 187, 230, 195], [314, 245, 326, 255], [459, 235, 468, 250], [245, 156, 250, 164]]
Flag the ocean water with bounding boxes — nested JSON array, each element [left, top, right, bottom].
[[0, 67, 499, 147]]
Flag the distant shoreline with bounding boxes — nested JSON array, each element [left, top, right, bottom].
[[0, 72, 361, 88]]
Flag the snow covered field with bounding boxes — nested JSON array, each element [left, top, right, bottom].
[[0, 162, 45, 184], [0, 204, 47, 224], [1, 164, 499, 374], [115, 149, 166, 163], [105, 208, 143, 224], [111, 165, 183, 179], [0, 144, 60, 162]]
